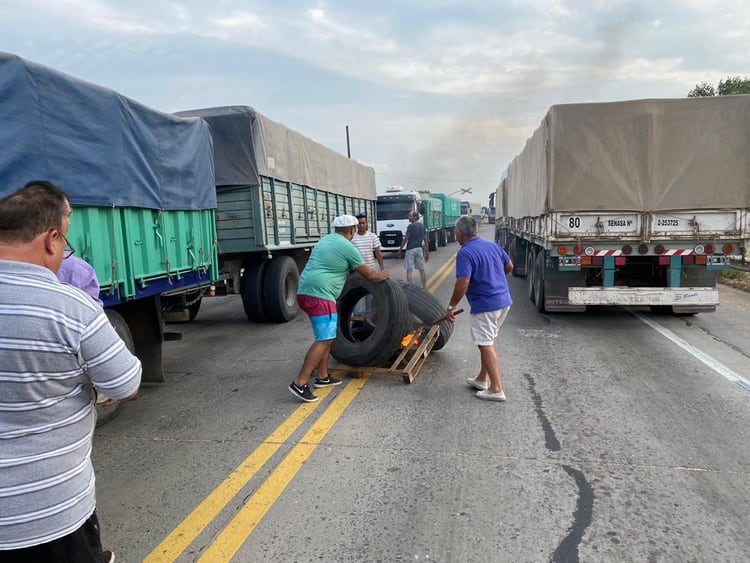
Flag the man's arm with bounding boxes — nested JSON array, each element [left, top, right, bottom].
[[504, 260, 514, 275], [373, 245, 385, 270], [446, 278, 469, 322]]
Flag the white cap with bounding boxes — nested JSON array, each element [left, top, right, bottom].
[[333, 214, 358, 228]]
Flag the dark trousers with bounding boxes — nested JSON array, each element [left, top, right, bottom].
[[1, 510, 110, 563]]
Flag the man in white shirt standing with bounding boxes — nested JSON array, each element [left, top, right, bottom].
[[351, 212, 384, 273], [351, 212, 384, 321]]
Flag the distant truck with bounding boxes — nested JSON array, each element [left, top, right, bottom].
[[0, 52, 218, 384], [496, 97, 750, 314], [176, 106, 377, 323], [377, 187, 460, 251]]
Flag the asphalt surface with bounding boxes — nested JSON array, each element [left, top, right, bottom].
[[92, 224, 750, 562]]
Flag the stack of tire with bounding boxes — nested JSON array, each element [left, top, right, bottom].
[[331, 274, 454, 367]]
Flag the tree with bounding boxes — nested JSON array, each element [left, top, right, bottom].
[[688, 76, 750, 97]]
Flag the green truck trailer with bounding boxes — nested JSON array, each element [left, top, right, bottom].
[[176, 106, 378, 322], [0, 52, 218, 384]]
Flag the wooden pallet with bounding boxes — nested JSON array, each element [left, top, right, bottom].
[[334, 323, 441, 384]]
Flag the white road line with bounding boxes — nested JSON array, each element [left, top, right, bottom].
[[631, 310, 750, 392]]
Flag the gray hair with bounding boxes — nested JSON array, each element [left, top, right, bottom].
[[455, 215, 478, 237]]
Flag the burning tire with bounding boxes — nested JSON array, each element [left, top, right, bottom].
[[396, 281, 454, 351]]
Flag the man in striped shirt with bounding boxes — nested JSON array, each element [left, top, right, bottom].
[[0, 181, 142, 562]]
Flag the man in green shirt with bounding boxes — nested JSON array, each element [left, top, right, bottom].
[[290, 215, 390, 402]]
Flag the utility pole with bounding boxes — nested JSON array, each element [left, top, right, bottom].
[[345, 125, 351, 158]]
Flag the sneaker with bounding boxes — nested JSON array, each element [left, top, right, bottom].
[[313, 376, 342, 388], [101, 551, 115, 563], [467, 377, 489, 391], [476, 389, 507, 402], [288, 382, 319, 403]]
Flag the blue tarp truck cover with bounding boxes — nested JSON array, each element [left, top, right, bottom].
[[0, 52, 216, 210]]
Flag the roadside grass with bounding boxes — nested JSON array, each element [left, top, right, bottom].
[[718, 268, 750, 293]]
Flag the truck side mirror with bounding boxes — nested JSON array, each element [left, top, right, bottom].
[[418, 202, 425, 215]]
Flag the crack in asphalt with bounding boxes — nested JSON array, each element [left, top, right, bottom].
[[525, 373, 594, 563]]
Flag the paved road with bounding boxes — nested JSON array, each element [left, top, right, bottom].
[[93, 225, 750, 562]]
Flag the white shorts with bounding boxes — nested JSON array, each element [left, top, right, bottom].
[[404, 247, 425, 270], [470, 307, 510, 346]]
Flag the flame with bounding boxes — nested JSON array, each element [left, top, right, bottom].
[[401, 333, 419, 347]]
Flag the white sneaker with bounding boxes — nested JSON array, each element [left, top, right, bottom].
[[476, 389, 507, 402], [466, 377, 489, 391]]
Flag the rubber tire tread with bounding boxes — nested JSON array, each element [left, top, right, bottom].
[[240, 260, 268, 322], [332, 274, 411, 366], [262, 256, 300, 322], [396, 281, 454, 351], [534, 252, 546, 313]]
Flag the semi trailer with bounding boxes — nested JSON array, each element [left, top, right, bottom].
[[496, 96, 750, 314]]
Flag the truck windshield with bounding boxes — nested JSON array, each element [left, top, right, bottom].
[[377, 200, 413, 221]]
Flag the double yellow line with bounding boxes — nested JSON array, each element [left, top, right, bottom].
[[145, 251, 457, 561]]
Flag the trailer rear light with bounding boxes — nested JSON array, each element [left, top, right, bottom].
[[584, 246, 595, 256], [638, 244, 648, 255], [682, 255, 694, 265], [704, 244, 714, 254], [694, 244, 705, 255], [557, 245, 569, 256], [654, 244, 665, 254], [615, 256, 626, 266], [592, 256, 603, 266], [621, 245, 633, 255], [722, 244, 733, 254], [695, 255, 707, 265], [573, 245, 584, 256], [658, 256, 670, 265], [580, 256, 592, 265]]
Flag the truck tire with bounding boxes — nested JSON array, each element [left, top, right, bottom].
[[240, 259, 268, 322], [429, 232, 438, 252], [534, 253, 546, 313], [511, 245, 523, 277], [396, 281, 454, 351], [97, 309, 135, 427], [332, 275, 411, 366], [263, 256, 299, 322], [438, 229, 447, 247], [527, 252, 535, 301]]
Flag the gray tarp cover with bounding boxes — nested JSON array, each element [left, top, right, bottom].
[[0, 52, 216, 210], [176, 106, 376, 199], [507, 96, 750, 217]]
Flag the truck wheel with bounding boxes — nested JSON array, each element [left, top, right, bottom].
[[438, 230, 447, 247], [511, 245, 522, 277], [97, 309, 134, 427], [527, 251, 535, 300], [534, 253, 546, 313], [429, 233, 438, 252], [396, 281, 454, 350], [332, 275, 411, 366], [240, 260, 268, 322], [263, 256, 300, 322]]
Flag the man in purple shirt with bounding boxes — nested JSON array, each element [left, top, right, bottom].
[[446, 215, 513, 401], [56, 256, 103, 306]]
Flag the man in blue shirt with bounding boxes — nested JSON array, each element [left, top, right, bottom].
[[446, 215, 513, 401]]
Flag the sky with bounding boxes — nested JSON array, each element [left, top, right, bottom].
[[2, 1, 749, 206]]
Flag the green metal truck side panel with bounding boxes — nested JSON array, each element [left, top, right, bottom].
[[431, 193, 461, 227], [66, 206, 218, 301], [216, 178, 377, 255]]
